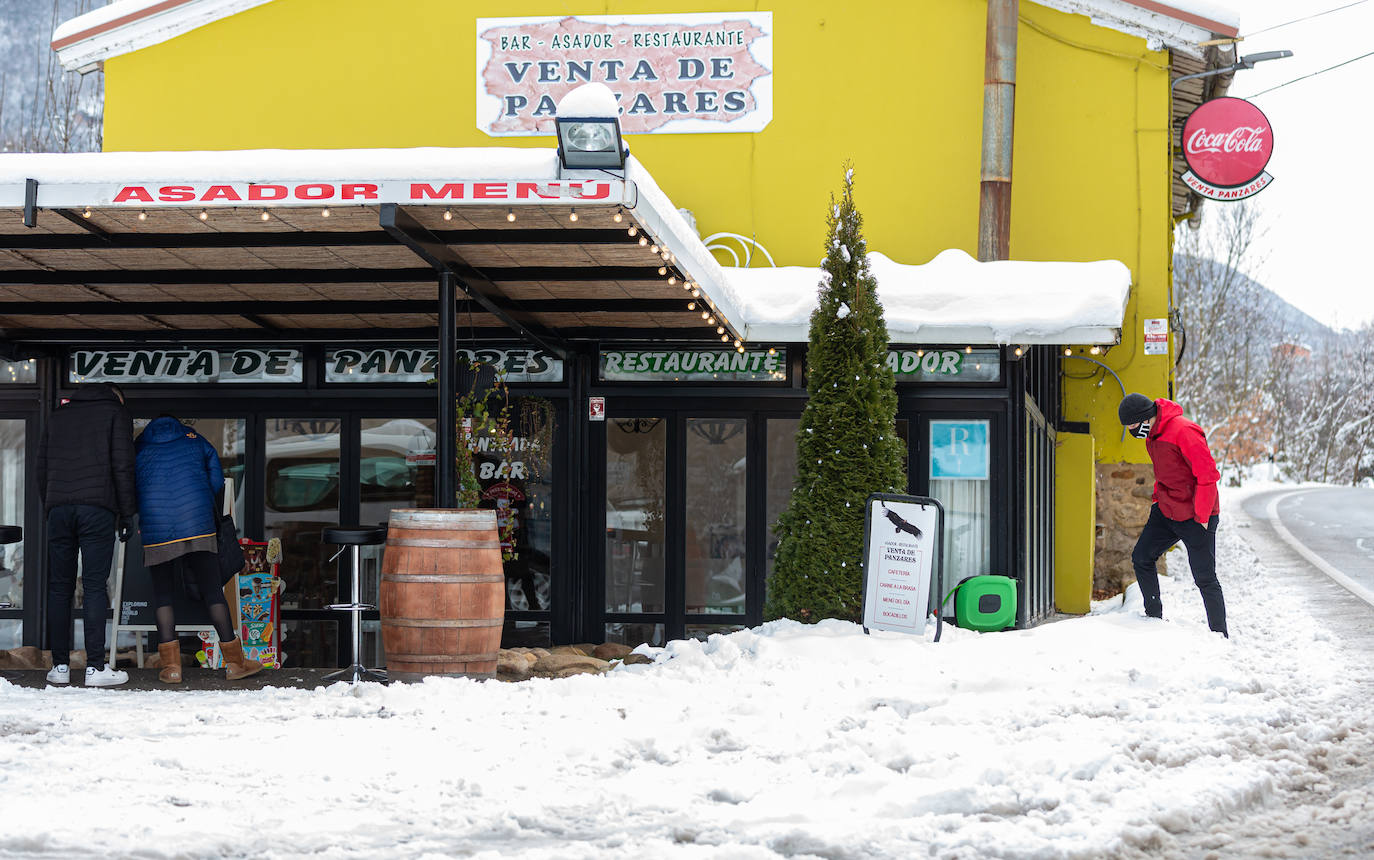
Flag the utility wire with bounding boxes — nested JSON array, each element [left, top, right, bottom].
[[1240, 0, 1371, 38], [1244, 50, 1374, 98]]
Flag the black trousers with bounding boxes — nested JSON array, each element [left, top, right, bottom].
[[45, 504, 117, 669], [1131, 503, 1227, 636]]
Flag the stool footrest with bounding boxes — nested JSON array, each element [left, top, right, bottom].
[[326, 603, 376, 612]]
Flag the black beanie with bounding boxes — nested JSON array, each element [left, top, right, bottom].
[[1118, 393, 1157, 425]]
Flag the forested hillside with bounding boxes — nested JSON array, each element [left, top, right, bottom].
[[0, 0, 104, 152], [1174, 205, 1374, 486]]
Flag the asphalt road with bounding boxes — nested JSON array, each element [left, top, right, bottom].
[[1242, 486, 1374, 607]]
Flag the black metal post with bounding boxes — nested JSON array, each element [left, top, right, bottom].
[[437, 270, 457, 508]]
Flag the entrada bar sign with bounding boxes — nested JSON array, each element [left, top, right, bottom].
[[477, 13, 774, 136], [70, 349, 302, 383]]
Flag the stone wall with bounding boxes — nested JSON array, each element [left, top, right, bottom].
[[1094, 462, 1155, 598]]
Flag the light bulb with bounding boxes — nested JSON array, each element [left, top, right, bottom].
[[199, 209, 208, 221], [661, 250, 671, 261], [667, 276, 676, 285], [691, 288, 700, 298], [721, 334, 730, 342], [1013, 346, 1023, 356], [768, 347, 777, 356], [82, 207, 91, 218], [688, 302, 696, 310], [137, 210, 147, 221], [650, 244, 659, 254], [1089, 345, 1101, 355], [443, 209, 453, 221], [628, 225, 638, 237], [260, 210, 270, 221], [568, 208, 578, 222], [716, 326, 725, 334], [701, 311, 710, 320], [1064, 347, 1073, 356], [965, 345, 973, 354], [658, 266, 667, 276], [737, 345, 745, 354], [707, 316, 715, 325], [613, 208, 624, 223], [506, 208, 516, 222], [321, 207, 331, 218], [638, 236, 648, 246], [734, 339, 741, 348]]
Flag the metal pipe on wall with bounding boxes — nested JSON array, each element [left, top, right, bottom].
[[437, 269, 457, 508], [978, 0, 1018, 263]]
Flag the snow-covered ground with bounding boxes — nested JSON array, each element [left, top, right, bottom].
[[1, 487, 1371, 859]]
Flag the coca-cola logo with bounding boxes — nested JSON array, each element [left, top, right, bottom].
[[1181, 97, 1273, 188]]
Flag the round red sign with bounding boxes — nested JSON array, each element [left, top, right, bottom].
[[1181, 97, 1273, 188]]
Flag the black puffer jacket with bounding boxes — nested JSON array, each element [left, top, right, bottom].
[[36, 384, 137, 516]]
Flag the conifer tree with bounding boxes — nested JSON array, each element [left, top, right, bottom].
[[766, 166, 906, 623]]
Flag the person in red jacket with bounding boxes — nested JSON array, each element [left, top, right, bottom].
[[1119, 393, 1227, 637]]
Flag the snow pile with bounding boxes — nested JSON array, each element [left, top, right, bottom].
[[0, 495, 1369, 858]]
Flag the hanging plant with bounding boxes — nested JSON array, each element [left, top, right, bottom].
[[519, 396, 556, 481]]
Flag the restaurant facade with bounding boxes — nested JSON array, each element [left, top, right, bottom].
[[0, 0, 1239, 668]]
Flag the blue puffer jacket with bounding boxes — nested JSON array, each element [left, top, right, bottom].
[[134, 417, 224, 550]]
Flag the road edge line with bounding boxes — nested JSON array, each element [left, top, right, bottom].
[[1265, 490, 1374, 610]]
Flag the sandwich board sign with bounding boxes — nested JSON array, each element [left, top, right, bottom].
[[860, 493, 944, 635]]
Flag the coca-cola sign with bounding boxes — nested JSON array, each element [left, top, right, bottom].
[[1180, 97, 1275, 201]]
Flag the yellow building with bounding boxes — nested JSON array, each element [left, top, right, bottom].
[[0, 1, 1238, 663]]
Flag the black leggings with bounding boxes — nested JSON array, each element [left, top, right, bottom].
[[149, 550, 236, 645]]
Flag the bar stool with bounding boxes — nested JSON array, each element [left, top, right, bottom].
[[0, 526, 19, 610], [322, 525, 388, 683]]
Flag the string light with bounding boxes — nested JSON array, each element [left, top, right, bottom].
[[690, 288, 700, 298], [638, 236, 648, 246], [613, 207, 624, 223], [1089, 345, 1101, 355], [443, 209, 453, 221], [137, 210, 147, 221], [506, 208, 516, 222], [706, 316, 715, 325], [628, 225, 638, 237], [767, 347, 777, 356], [260, 209, 271, 221], [716, 326, 725, 334], [661, 250, 671, 261], [734, 339, 742, 348], [321, 207, 331, 218], [650, 243, 660, 254], [721, 334, 730, 343], [198, 209, 209, 221], [736, 345, 745, 354], [82, 207, 91, 218], [701, 311, 710, 320], [687, 302, 696, 311], [667, 275, 677, 285], [965, 345, 973, 354], [1063, 347, 1073, 356], [1013, 346, 1023, 356], [658, 266, 668, 276], [568, 208, 578, 222]]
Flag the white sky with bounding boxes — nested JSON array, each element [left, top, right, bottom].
[[1206, 0, 1374, 330], [2, 484, 1371, 857]]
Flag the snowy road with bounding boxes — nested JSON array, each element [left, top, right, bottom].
[[1243, 486, 1374, 607], [1, 484, 1372, 859]]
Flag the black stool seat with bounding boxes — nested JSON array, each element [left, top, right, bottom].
[[0, 525, 21, 544], [323, 526, 386, 546]]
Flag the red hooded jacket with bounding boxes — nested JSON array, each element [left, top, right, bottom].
[[1144, 398, 1220, 524]]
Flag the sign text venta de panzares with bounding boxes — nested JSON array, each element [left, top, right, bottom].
[[477, 13, 773, 136], [1180, 97, 1275, 201]]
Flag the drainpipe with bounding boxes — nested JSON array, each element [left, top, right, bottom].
[[978, 0, 1018, 262]]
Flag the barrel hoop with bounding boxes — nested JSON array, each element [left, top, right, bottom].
[[388, 509, 497, 529], [386, 652, 499, 663], [381, 617, 503, 628], [385, 537, 501, 549], [381, 573, 504, 584]]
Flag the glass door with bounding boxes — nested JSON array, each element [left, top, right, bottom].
[[604, 416, 667, 646], [0, 417, 26, 648]]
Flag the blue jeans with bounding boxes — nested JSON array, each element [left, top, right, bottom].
[[1131, 503, 1227, 636], [46, 505, 118, 669]]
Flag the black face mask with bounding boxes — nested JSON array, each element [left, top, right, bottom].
[[1130, 419, 1152, 439]]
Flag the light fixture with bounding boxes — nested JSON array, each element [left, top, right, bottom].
[[1063, 347, 1073, 356], [569, 208, 578, 222], [321, 207, 331, 218], [1013, 346, 1023, 357], [137, 210, 147, 221], [81, 207, 92, 218], [198, 209, 208, 221], [628, 225, 638, 237], [736, 345, 745, 354], [661, 250, 671, 261], [613, 207, 624, 223], [707, 316, 716, 325], [721, 334, 730, 343], [716, 326, 725, 334], [667, 276, 677, 285], [734, 339, 741, 348], [916, 349, 925, 357], [768, 347, 777, 356], [688, 302, 696, 311], [690, 288, 700, 298], [507, 208, 516, 222], [554, 83, 627, 170], [260, 209, 270, 221], [638, 236, 648, 246], [965, 345, 973, 354], [650, 243, 660, 254], [658, 266, 668, 276], [701, 311, 710, 320], [1089, 345, 1102, 355]]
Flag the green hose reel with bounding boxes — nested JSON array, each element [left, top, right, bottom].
[[939, 575, 1017, 632]]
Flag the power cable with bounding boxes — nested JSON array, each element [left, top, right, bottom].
[[1244, 50, 1374, 98], [1240, 0, 1371, 38]]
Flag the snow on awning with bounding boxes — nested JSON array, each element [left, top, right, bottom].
[[723, 249, 1132, 346]]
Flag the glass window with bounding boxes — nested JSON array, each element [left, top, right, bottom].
[[360, 418, 436, 517], [280, 618, 337, 671], [0, 360, 36, 385], [929, 419, 992, 587], [0, 419, 24, 613], [685, 418, 747, 614], [605, 621, 664, 648], [134, 417, 247, 525], [765, 418, 799, 580], [265, 419, 340, 615], [605, 417, 666, 614]]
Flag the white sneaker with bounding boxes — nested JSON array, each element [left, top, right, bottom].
[[84, 665, 129, 687], [46, 664, 71, 685]]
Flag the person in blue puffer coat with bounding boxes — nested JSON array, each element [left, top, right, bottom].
[[135, 415, 261, 683]]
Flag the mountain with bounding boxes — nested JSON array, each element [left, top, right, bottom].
[[0, 0, 106, 153]]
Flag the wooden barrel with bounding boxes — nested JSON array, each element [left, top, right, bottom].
[[379, 509, 504, 681]]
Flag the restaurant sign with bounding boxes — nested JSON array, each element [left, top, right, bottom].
[[600, 348, 786, 382], [69, 349, 302, 384], [1180, 97, 1275, 201], [325, 347, 564, 383], [49, 180, 628, 210], [476, 13, 774, 136]]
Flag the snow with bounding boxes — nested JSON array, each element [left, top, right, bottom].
[[2, 486, 1370, 859], [556, 83, 619, 119], [727, 249, 1132, 345]]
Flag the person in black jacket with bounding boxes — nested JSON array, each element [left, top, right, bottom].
[[36, 382, 136, 687]]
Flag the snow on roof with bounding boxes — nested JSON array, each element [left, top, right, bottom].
[[52, 0, 1239, 74], [727, 249, 1131, 346], [0, 145, 1128, 346]]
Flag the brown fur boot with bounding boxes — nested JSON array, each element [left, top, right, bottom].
[[157, 641, 183, 684], [221, 638, 263, 681]]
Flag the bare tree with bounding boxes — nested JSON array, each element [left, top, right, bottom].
[[0, 0, 104, 153]]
